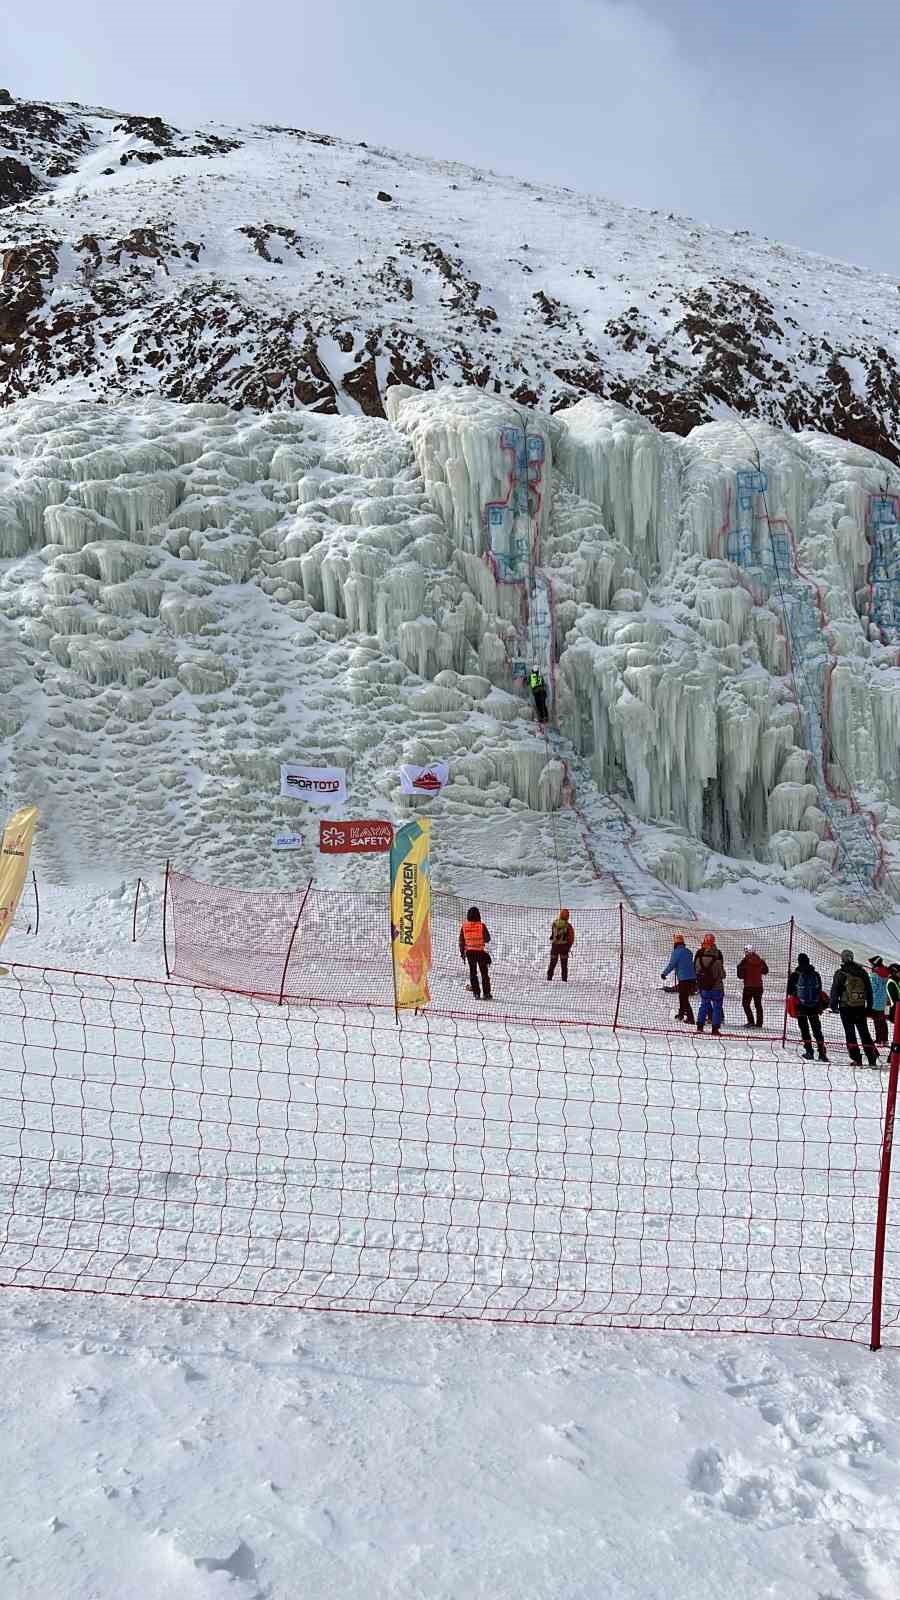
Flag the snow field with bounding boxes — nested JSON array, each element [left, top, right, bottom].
[[0, 914, 898, 1598], [1, 1288, 899, 1600], [0, 966, 895, 1345]]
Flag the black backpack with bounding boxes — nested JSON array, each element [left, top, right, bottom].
[[795, 967, 820, 1008]]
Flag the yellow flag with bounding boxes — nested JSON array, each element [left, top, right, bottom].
[[0, 805, 38, 950], [390, 819, 432, 1010]]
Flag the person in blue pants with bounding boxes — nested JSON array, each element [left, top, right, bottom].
[[661, 933, 697, 1023], [694, 934, 726, 1035]]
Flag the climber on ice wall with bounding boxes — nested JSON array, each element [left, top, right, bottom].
[[529, 666, 548, 723]]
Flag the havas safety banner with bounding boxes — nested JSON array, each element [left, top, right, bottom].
[[389, 818, 432, 1011], [398, 762, 449, 796], [0, 804, 37, 950], [320, 820, 394, 855], [280, 764, 347, 806]]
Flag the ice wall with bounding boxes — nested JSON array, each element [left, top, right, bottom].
[[387, 385, 556, 566], [0, 395, 566, 888], [553, 398, 680, 578], [2, 386, 900, 910]]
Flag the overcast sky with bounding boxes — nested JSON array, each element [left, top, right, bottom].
[[7, 0, 900, 273]]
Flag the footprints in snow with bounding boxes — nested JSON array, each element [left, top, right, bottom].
[[195, 1537, 261, 1585], [688, 1356, 894, 1596]]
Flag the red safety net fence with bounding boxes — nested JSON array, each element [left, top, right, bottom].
[[0, 962, 898, 1346], [165, 868, 883, 1059]]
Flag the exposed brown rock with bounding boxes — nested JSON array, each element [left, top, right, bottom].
[[0, 156, 43, 207]]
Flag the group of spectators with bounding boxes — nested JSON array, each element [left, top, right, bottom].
[[458, 908, 899, 1068], [660, 935, 899, 1066], [662, 934, 890, 1062]]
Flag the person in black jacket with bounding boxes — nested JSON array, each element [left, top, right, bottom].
[[787, 953, 828, 1061], [830, 949, 878, 1066]]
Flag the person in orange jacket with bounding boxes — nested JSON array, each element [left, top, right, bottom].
[[459, 906, 493, 1000], [547, 909, 575, 982]]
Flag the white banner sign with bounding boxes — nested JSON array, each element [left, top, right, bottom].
[[272, 832, 304, 851], [280, 764, 347, 806], [399, 761, 449, 796]]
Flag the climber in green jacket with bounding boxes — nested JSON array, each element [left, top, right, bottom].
[[529, 665, 548, 723]]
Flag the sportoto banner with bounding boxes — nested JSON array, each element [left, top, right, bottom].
[[280, 764, 347, 806], [398, 762, 449, 797], [0, 804, 38, 950], [389, 819, 432, 1011]]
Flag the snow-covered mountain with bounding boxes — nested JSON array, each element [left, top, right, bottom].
[[3, 92, 900, 461], [3, 92, 900, 929]]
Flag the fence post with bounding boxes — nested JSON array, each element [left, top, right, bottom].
[[131, 878, 143, 943], [278, 879, 313, 1005], [30, 871, 39, 938], [162, 860, 171, 979], [782, 916, 795, 1046], [613, 902, 625, 1030], [870, 1005, 900, 1351]]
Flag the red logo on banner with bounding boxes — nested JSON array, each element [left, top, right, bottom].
[[319, 820, 394, 855]]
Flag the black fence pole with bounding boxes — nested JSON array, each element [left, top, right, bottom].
[[279, 879, 314, 1005]]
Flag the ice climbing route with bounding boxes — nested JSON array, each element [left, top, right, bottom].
[[541, 733, 697, 918], [867, 492, 900, 643], [726, 468, 882, 887], [481, 413, 700, 914], [484, 425, 545, 585]]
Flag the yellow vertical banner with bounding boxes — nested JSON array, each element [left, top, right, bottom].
[[390, 818, 432, 1011], [0, 804, 38, 950]]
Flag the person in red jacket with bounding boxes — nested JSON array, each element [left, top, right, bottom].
[[736, 944, 769, 1028], [459, 906, 493, 1001]]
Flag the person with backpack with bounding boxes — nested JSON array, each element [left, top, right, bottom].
[[830, 950, 878, 1066], [661, 933, 697, 1023], [694, 934, 725, 1035], [546, 908, 575, 982], [736, 944, 769, 1028], [459, 906, 493, 1001], [868, 957, 890, 1046], [786, 953, 828, 1061]]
